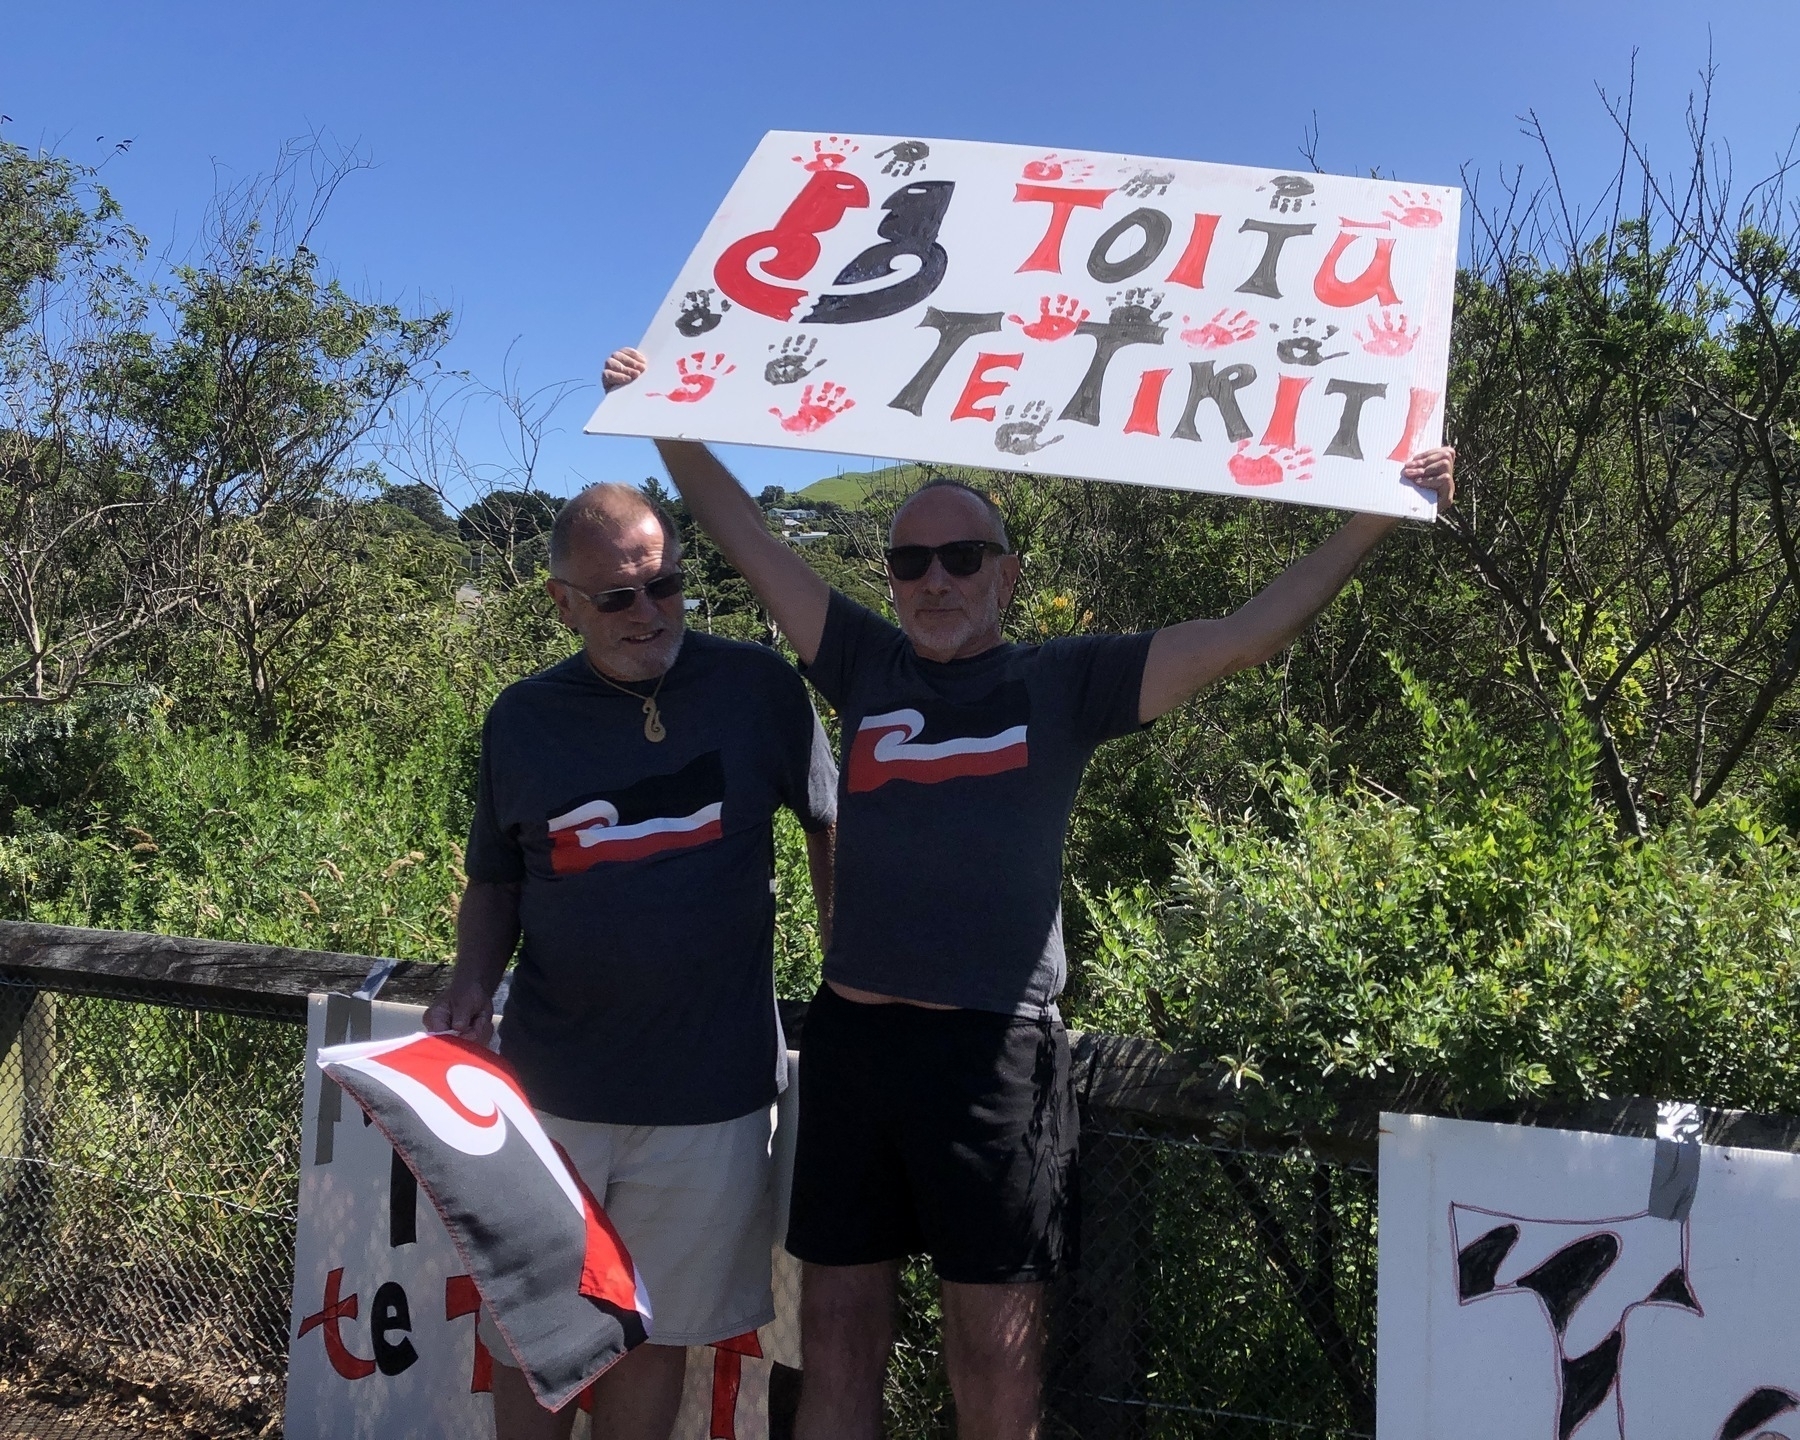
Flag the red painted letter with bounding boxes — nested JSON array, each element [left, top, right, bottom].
[[1261, 374, 1312, 450], [1314, 231, 1400, 309], [950, 353, 1024, 421], [444, 1274, 494, 1394], [1125, 368, 1173, 435], [300, 1267, 377, 1381], [1013, 185, 1114, 273], [1165, 214, 1221, 288], [1387, 387, 1442, 461]]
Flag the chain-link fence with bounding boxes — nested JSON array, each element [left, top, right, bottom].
[[0, 948, 1376, 1439]]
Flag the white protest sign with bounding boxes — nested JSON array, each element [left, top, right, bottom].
[[285, 994, 800, 1439], [1379, 1113, 1800, 1440], [587, 131, 1459, 520]]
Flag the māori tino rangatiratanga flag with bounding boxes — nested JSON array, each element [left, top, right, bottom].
[[318, 1030, 651, 1409]]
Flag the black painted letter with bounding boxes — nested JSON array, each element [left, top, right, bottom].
[[371, 1281, 419, 1376], [1086, 208, 1173, 284], [889, 309, 1004, 414], [1323, 378, 1389, 459], [1059, 297, 1170, 426], [1173, 362, 1258, 442], [1235, 220, 1316, 299]]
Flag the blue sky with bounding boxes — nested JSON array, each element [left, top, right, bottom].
[[5, 2, 1797, 501]]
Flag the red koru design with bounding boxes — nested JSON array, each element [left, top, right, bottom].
[[1227, 441, 1315, 488], [1356, 309, 1419, 357], [1008, 293, 1090, 341], [1181, 308, 1258, 349], [794, 136, 860, 172], [650, 352, 735, 403], [1020, 152, 1095, 184], [770, 380, 855, 433], [1382, 188, 1444, 229]]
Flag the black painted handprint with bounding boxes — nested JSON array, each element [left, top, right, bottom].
[[995, 400, 1063, 455], [1272, 317, 1346, 366], [1106, 287, 1173, 327], [877, 141, 930, 177], [764, 334, 826, 385], [1268, 175, 1315, 213], [676, 289, 730, 338], [1120, 169, 1174, 199]]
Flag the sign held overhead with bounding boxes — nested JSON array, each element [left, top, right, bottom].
[[587, 131, 1460, 520]]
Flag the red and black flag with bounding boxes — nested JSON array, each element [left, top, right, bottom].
[[547, 751, 727, 873], [847, 681, 1030, 794], [318, 1031, 652, 1410]]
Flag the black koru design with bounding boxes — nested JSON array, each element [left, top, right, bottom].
[[1272, 317, 1346, 366], [1268, 175, 1315, 213], [994, 400, 1063, 455], [877, 141, 930, 177], [1106, 287, 1172, 327], [764, 334, 825, 385], [1120, 169, 1174, 199], [676, 288, 730, 338]]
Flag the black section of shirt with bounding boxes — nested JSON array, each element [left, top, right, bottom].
[[801, 591, 1152, 1016], [466, 632, 837, 1125]]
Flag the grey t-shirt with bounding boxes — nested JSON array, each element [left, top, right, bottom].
[[466, 633, 837, 1126], [801, 591, 1152, 1016]]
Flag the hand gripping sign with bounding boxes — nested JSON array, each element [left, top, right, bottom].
[[317, 1029, 652, 1411], [587, 132, 1460, 520]]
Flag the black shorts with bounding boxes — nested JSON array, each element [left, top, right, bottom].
[[785, 984, 1079, 1284]]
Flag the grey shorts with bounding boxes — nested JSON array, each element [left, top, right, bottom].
[[481, 1104, 776, 1356]]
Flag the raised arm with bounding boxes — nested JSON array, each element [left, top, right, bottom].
[[606, 345, 832, 662], [1137, 447, 1456, 723], [655, 438, 831, 664]]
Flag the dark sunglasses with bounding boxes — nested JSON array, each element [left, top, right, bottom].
[[555, 569, 685, 613], [884, 540, 1005, 582]]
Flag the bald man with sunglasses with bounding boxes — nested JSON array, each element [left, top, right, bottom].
[[607, 344, 1455, 1440], [426, 477, 837, 1440]]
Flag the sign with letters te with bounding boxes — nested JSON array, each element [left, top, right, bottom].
[[285, 995, 801, 1440], [586, 131, 1460, 520]]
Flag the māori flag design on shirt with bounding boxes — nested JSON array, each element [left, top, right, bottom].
[[847, 680, 1029, 793], [1450, 1134, 1707, 1440], [318, 1030, 652, 1410], [546, 750, 726, 873]]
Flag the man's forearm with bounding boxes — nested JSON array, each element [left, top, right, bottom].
[[1139, 511, 1397, 721], [1230, 512, 1396, 663], [451, 880, 522, 997], [804, 825, 835, 954], [655, 439, 830, 662]]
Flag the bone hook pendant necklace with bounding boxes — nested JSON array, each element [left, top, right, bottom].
[[586, 657, 668, 742]]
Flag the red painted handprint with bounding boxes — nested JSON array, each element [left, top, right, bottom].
[[1008, 294, 1090, 341], [649, 352, 735, 403], [1180, 309, 1258, 349], [770, 380, 855, 433], [1021, 153, 1095, 184], [1355, 309, 1419, 357], [1382, 189, 1444, 228], [793, 136, 860, 172], [1226, 441, 1314, 488]]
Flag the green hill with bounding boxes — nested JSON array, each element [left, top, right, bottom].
[[795, 463, 931, 507]]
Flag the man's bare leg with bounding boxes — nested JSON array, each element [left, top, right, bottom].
[[492, 1361, 577, 1440], [794, 1260, 898, 1440], [591, 1344, 687, 1439], [491, 1343, 686, 1440], [941, 1281, 1046, 1440]]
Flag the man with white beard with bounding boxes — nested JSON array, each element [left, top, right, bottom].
[[426, 477, 837, 1440]]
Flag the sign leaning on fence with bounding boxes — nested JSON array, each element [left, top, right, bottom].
[[585, 131, 1460, 519], [286, 995, 802, 1440], [1378, 1113, 1800, 1440]]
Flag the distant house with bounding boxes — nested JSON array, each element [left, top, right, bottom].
[[769, 507, 820, 522]]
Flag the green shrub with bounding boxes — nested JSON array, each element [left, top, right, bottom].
[[1071, 667, 1800, 1119]]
